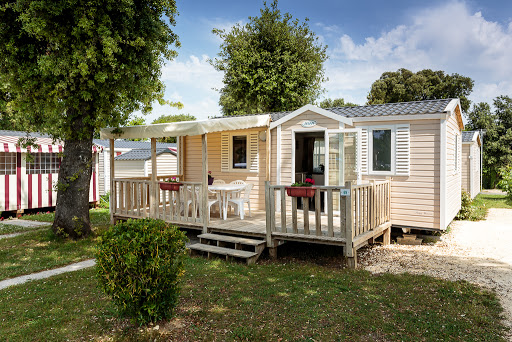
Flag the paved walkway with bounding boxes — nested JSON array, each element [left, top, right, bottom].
[[361, 208, 512, 340], [0, 219, 51, 228], [0, 259, 96, 291]]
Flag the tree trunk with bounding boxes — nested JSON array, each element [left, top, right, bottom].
[[52, 117, 94, 239]]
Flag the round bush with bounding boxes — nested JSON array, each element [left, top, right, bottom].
[[96, 218, 188, 324]]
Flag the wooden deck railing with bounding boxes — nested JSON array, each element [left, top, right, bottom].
[[111, 178, 204, 225], [265, 180, 391, 262]]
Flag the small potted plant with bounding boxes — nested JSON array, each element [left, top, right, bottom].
[[159, 177, 183, 191], [208, 171, 214, 185], [285, 178, 316, 198]]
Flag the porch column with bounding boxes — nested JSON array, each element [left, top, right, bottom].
[[265, 128, 271, 181], [109, 139, 115, 225], [150, 138, 157, 218], [201, 134, 208, 233]]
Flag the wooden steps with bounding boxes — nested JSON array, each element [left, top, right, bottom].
[[189, 233, 266, 265]]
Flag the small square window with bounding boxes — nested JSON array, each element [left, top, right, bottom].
[[232, 136, 247, 169], [372, 129, 392, 172]]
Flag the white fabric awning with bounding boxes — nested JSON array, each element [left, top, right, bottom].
[[100, 115, 271, 139]]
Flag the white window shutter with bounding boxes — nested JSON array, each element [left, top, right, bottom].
[[360, 128, 368, 175], [221, 133, 230, 172], [249, 132, 259, 172], [395, 124, 410, 176]]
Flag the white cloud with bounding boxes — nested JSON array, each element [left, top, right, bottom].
[[324, 1, 512, 107]]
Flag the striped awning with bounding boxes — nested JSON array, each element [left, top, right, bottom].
[[0, 135, 102, 153]]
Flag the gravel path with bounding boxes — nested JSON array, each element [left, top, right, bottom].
[[360, 208, 512, 338]]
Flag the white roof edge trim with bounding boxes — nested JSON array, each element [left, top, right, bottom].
[[100, 115, 271, 139], [351, 113, 449, 122], [269, 104, 353, 129], [444, 98, 461, 114]]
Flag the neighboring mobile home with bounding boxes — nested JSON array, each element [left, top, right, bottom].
[[0, 130, 100, 213], [461, 131, 481, 198], [93, 139, 176, 195], [101, 98, 464, 233], [114, 148, 178, 179]]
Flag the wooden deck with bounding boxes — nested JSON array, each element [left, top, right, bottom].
[[110, 178, 393, 267]]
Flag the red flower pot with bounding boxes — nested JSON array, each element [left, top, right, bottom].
[[285, 186, 316, 198], [159, 182, 183, 191]]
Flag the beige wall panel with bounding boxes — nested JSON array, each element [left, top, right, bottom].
[[184, 129, 267, 210], [358, 119, 441, 229]]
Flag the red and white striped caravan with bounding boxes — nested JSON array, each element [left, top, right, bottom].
[[0, 130, 101, 213]]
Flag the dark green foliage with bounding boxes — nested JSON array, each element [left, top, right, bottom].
[[466, 96, 512, 188], [456, 191, 475, 220], [151, 114, 196, 143], [367, 68, 474, 112], [498, 167, 512, 199], [96, 219, 188, 323], [0, 0, 180, 237], [317, 97, 357, 108], [211, 0, 328, 116]]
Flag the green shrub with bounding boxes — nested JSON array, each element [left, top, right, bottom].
[[96, 218, 188, 324], [456, 191, 474, 220], [498, 166, 512, 199], [98, 192, 110, 209]]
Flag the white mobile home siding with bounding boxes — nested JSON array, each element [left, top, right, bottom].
[[444, 110, 462, 227], [357, 119, 442, 230]]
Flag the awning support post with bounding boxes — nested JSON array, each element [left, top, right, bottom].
[[201, 134, 208, 233], [109, 139, 115, 225], [150, 138, 157, 218]]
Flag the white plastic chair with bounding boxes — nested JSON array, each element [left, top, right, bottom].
[[212, 179, 225, 185], [207, 189, 221, 218], [227, 183, 253, 220]]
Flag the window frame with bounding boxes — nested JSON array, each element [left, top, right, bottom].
[[368, 126, 396, 176], [223, 132, 257, 173], [230, 134, 248, 170], [0, 152, 17, 176]]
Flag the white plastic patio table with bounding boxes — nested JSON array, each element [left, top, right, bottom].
[[208, 184, 246, 220]]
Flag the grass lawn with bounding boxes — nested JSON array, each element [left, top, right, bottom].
[[22, 208, 110, 227], [0, 257, 508, 342], [0, 227, 104, 281], [469, 193, 512, 220], [0, 209, 109, 281]]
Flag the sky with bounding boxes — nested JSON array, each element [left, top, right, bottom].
[[141, 0, 512, 122]]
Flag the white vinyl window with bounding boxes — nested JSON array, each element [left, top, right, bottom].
[[368, 127, 395, 175], [0, 152, 16, 175], [361, 124, 410, 176]]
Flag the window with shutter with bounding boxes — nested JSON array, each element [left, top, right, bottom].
[[362, 124, 410, 176], [395, 124, 410, 176], [220, 132, 259, 172]]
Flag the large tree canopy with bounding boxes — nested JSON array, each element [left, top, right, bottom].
[[0, 0, 179, 238], [465, 96, 512, 187], [367, 68, 474, 112], [211, 0, 328, 116]]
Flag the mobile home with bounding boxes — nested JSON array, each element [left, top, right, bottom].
[[461, 131, 481, 198], [0, 130, 100, 213]]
